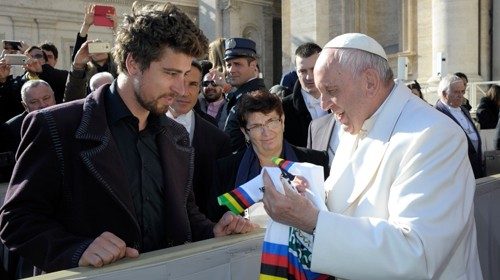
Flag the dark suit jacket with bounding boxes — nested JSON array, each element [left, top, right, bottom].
[[208, 145, 329, 221], [224, 78, 267, 152], [435, 100, 485, 178], [476, 97, 499, 129], [2, 111, 27, 153], [283, 80, 312, 147], [192, 113, 231, 221], [0, 84, 214, 273]]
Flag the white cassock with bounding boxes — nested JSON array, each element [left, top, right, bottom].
[[310, 81, 483, 280]]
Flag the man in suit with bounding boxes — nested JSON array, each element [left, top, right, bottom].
[[167, 61, 232, 221], [223, 38, 267, 152], [435, 74, 485, 178], [283, 42, 327, 147], [1, 80, 56, 183], [0, 3, 255, 275], [262, 33, 482, 279], [307, 113, 340, 165]]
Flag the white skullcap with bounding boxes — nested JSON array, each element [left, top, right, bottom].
[[324, 33, 388, 61]]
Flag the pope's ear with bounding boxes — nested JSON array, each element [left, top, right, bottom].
[[363, 68, 379, 97]]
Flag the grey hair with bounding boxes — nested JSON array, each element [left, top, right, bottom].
[[331, 48, 393, 84], [438, 74, 463, 99], [20, 80, 53, 102], [89, 72, 114, 91]]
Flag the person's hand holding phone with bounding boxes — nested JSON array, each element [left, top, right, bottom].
[[23, 54, 42, 74], [80, 4, 95, 37], [0, 58, 12, 81], [84, 4, 95, 28], [73, 40, 94, 70]]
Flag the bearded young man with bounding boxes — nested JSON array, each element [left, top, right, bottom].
[[0, 2, 255, 276]]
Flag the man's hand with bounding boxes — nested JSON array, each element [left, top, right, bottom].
[[18, 41, 29, 54], [0, 59, 11, 82], [213, 211, 258, 237], [73, 40, 94, 70], [23, 56, 42, 74], [80, 4, 95, 37], [78, 231, 139, 268], [262, 170, 319, 233]]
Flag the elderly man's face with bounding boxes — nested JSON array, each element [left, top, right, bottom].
[[444, 80, 465, 108], [314, 49, 367, 134], [23, 85, 56, 112]]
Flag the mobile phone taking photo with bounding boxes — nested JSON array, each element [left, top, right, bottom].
[[2, 40, 22, 51], [3, 54, 30, 65], [94, 5, 116, 27]]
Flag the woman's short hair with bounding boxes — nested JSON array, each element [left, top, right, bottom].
[[237, 89, 284, 128]]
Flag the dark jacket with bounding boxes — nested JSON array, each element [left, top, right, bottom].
[[36, 64, 68, 104], [435, 100, 485, 178], [476, 96, 499, 129], [0, 75, 25, 123], [283, 80, 313, 147], [208, 145, 329, 221], [2, 111, 27, 153], [224, 78, 266, 152], [192, 113, 231, 222], [0, 84, 214, 273]]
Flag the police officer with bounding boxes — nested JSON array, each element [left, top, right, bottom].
[[223, 38, 267, 151]]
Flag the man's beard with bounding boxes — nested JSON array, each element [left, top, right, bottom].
[[203, 89, 222, 103], [133, 77, 171, 116]]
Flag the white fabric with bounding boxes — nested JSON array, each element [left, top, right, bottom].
[[166, 110, 195, 143], [311, 81, 483, 279], [447, 104, 479, 141], [301, 89, 328, 120], [324, 33, 388, 60]]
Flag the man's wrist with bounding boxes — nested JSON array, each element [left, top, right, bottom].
[[73, 62, 86, 71]]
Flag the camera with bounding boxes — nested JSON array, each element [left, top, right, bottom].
[[88, 42, 111, 54]]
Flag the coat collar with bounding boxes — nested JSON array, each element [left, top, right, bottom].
[[328, 81, 409, 213], [74, 82, 194, 235]]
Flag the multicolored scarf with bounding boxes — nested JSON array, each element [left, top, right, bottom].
[[218, 159, 330, 280]]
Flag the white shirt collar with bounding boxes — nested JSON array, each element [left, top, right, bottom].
[[166, 109, 195, 143], [301, 89, 327, 119]]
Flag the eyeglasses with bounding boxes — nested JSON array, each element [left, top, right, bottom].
[[245, 118, 282, 134], [31, 53, 44, 59], [202, 80, 218, 87]]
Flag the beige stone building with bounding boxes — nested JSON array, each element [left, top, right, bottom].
[[1, 0, 499, 99]]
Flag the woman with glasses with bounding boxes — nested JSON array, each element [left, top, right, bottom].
[[208, 89, 329, 221]]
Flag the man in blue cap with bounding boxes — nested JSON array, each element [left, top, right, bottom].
[[223, 37, 267, 152]]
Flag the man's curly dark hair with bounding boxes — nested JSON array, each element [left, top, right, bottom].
[[113, 2, 209, 74]]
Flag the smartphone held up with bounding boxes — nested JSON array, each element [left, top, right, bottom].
[[3, 54, 30, 65], [94, 5, 116, 27]]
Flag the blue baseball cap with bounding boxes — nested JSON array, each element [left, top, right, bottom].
[[224, 38, 258, 61]]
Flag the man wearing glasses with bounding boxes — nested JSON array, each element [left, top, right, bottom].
[[197, 70, 230, 130]]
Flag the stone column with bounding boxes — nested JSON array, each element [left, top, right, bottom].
[[198, 0, 222, 41], [431, 0, 481, 81], [492, 0, 500, 80]]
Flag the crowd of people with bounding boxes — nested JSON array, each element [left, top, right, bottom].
[[0, 1, 495, 279]]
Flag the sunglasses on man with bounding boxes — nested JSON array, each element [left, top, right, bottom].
[[202, 80, 219, 87]]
